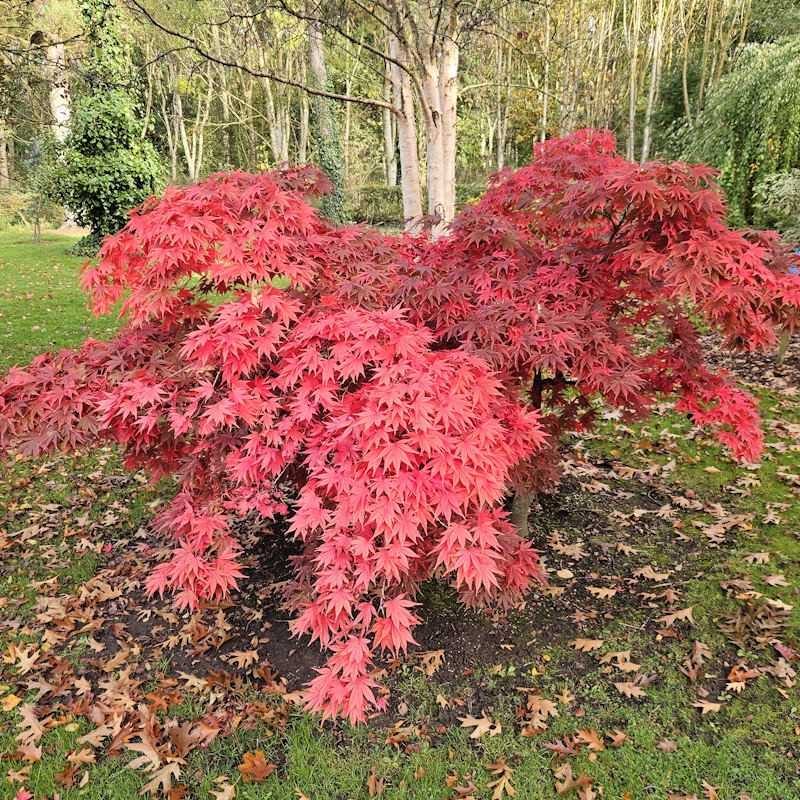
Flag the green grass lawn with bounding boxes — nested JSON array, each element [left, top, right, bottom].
[[0, 229, 798, 800], [0, 231, 118, 370]]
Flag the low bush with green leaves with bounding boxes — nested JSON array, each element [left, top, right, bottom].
[[754, 170, 800, 243]]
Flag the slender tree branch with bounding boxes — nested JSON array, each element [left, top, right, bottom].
[[125, 0, 404, 117]]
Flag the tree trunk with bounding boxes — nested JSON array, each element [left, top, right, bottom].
[[626, 0, 643, 161], [558, 7, 577, 136], [218, 70, 232, 166], [264, 80, 283, 164], [511, 491, 534, 538], [697, 0, 715, 110], [0, 126, 9, 189], [142, 48, 154, 139], [299, 90, 309, 164], [382, 68, 398, 186], [307, 11, 345, 223], [418, 32, 458, 226], [174, 89, 196, 180], [242, 80, 256, 170], [185, 66, 214, 180], [212, 25, 232, 166], [640, 0, 665, 163], [344, 75, 352, 181], [260, 45, 290, 165], [681, 0, 696, 126], [159, 86, 178, 181], [439, 27, 459, 223], [540, 2, 551, 142], [421, 64, 447, 222], [45, 37, 77, 225], [389, 35, 423, 229], [45, 41, 71, 143], [194, 69, 214, 179]]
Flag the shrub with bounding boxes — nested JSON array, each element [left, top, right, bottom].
[[43, 0, 162, 254], [344, 185, 403, 225], [754, 170, 800, 243], [344, 183, 485, 226], [1, 130, 799, 722]]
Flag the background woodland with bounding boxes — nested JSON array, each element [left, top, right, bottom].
[[1, 0, 800, 236]]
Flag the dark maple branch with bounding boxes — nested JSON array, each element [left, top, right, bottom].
[[530, 371, 572, 408], [600, 205, 633, 262]]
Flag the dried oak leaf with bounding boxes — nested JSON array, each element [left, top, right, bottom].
[[587, 587, 617, 600], [657, 607, 695, 628], [458, 714, 501, 739], [574, 729, 605, 751], [485, 757, 516, 799], [210, 782, 236, 800], [140, 762, 181, 796], [570, 639, 604, 653], [614, 681, 648, 699], [417, 649, 445, 676], [238, 750, 276, 783], [606, 729, 628, 747], [519, 694, 558, 734], [693, 699, 722, 715], [657, 739, 677, 752], [554, 764, 593, 797], [366, 765, 385, 798]]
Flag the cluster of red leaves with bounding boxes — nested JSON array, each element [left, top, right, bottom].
[[1, 130, 798, 722], [328, 129, 800, 469]]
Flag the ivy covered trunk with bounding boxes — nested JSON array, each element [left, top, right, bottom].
[[42, 0, 161, 253], [307, 12, 345, 224]]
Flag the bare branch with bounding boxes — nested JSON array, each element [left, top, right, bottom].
[[124, 0, 404, 117]]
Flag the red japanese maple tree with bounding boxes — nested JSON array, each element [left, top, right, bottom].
[[1, 130, 798, 722], [325, 129, 800, 527]]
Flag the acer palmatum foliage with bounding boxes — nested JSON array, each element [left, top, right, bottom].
[[330, 129, 800, 470], [0, 167, 546, 722], [1, 131, 799, 722]]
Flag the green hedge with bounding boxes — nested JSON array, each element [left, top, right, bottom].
[[344, 183, 485, 226]]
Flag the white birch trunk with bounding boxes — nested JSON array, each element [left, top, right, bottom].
[[174, 89, 195, 180], [45, 39, 77, 225], [299, 91, 309, 164], [382, 68, 398, 186], [45, 41, 71, 143], [439, 28, 459, 222], [541, 3, 551, 142], [0, 127, 9, 189], [344, 75, 352, 181], [421, 64, 446, 221], [389, 35, 423, 228], [159, 87, 178, 181], [641, 0, 666, 163], [627, 0, 643, 161]]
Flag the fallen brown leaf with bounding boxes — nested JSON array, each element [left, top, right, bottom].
[[238, 750, 276, 783], [570, 639, 604, 653], [459, 714, 501, 739], [693, 699, 722, 715], [614, 681, 648, 699], [657, 739, 677, 752]]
